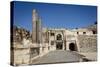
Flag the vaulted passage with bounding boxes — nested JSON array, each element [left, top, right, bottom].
[[69, 43, 77, 51]]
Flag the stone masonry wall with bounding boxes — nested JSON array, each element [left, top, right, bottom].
[[78, 35, 97, 52], [14, 48, 30, 65], [11, 26, 40, 65]]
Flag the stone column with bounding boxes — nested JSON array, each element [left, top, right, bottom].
[[38, 18, 42, 55], [32, 9, 38, 43], [32, 9, 42, 44], [32, 9, 42, 55], [38, 19, 42, 44]]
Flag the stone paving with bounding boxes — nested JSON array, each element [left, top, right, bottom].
[[32, 50, 84, 64], [80, 52, 97, 61]]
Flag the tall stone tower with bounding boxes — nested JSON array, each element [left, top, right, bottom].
[[32, 9, 42, 44]]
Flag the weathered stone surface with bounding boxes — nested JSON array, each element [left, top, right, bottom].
[[13, 48, 30, 65], [32, 50, 83, 64], [78, 35, 97, 52]]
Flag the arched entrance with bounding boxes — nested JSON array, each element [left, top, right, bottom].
[[56, 34, 62, 40], [69, 43, 77, 51], [56, 34, 63, 50]]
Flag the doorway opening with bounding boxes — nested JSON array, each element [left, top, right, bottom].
[[69, 43, 77, 51], [56, 42, 63, 50]]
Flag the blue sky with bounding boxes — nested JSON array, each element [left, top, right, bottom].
[[13, 1, 97, 32]]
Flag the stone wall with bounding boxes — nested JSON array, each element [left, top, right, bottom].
[[11, 26, 40, 66], [13, 48, 30, 65], [11, 42, 40, 65], [77, 35, 97, 52]]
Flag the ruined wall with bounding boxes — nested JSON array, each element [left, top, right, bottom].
[[14, 48, 30, 65], [12, 26, 31, 43], [11, 26, 40, 65], [77, 35, 97, 52], [11, 42, 31, 65]]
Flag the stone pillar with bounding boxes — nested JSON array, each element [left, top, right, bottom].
[[38, 19, 42, 44], [32, 9, 42, 44], [62, 33, 65, 50], [75, 35, 80, 52], [32, 9, 38, 43], [32, 9, 42, 55], [38, 19, 42, 55], [63, 42, 65, 50], [66, 42, 70, 51]]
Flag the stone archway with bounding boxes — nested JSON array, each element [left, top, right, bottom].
[[56, 34, 62, 40], [56, 34, 63, 50], [69, 43, 77, 51]]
